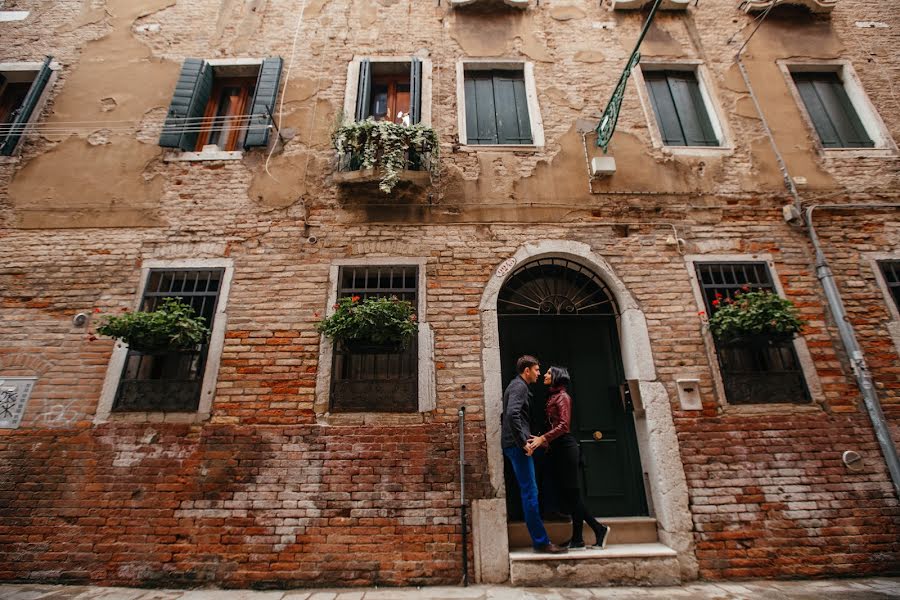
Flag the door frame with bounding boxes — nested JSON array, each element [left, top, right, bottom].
[[472, 240, 697, 583]]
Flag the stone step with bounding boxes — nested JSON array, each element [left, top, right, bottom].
[[507, 516, 658, 548], [509, 542, 680, 586]]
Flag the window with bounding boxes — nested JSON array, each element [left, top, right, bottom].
[[696, 262, 810, 405], [791, 71, 874, 149], [0, 57, 54, 156], [879, 261, 900, 312], [330, 265, 419, 413], [159, 57, 283, 153], [644, 70, 719, 147], [113, 269, 224, 412], [354, 58, 423, 124], [463, 69, 533, 145]]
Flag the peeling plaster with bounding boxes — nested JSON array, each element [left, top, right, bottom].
[[449, 10, 551, 61], [9, 0, 179, 228]]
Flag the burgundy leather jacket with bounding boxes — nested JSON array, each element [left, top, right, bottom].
[[544, 385, 572, 445]]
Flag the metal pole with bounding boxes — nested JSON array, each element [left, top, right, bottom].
[[806, 205, 900, 500], [458, 405, 468, 586]]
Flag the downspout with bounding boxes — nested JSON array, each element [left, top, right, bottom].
[[735, 47, 900, 499], [807, 204, 900, 500]]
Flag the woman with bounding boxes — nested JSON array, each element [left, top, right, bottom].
[[526, 366, 611, 550]]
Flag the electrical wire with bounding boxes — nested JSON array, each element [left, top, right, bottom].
[[265, 0, 309, 181]]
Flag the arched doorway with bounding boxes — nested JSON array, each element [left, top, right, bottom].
[[497, 257, 648, 518]]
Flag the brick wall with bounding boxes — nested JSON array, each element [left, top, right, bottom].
[[1, 0, 899, 588]]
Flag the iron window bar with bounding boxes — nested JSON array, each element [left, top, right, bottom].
[[696, 262, 810, 405]]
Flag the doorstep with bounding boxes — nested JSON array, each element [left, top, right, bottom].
[[509, 542, 681, 587]]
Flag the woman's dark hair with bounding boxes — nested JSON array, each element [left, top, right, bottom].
[[549, 366, 570, 388]]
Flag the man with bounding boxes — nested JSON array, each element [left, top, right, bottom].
[[501, 355, 567, 554]]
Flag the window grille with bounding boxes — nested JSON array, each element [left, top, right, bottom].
[[879, 261, 900, 312], [696, 263, 810, 405], [112, 269, 223, 412], [330, 265, 419, 413]]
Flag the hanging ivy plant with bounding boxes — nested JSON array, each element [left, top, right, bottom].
[[332, 119, 439, 193]]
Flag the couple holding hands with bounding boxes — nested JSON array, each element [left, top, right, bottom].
[[501, 355, 611, 554]]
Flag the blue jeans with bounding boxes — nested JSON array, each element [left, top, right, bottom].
[[504, 446, 550, 548]]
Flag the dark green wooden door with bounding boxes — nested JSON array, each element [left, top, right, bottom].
[[499, 315, 648, 517]]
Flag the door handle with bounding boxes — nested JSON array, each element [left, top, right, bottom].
[[593, 431, 603, 441]]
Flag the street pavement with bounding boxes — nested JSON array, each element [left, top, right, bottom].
[[2, 578, 900, 600]]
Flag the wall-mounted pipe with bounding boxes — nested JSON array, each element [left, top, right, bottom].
[[806, 204, 900, 500]]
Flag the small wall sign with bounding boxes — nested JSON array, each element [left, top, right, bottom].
[[495, 257, 517, 278]]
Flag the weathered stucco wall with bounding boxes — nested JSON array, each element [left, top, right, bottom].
[[1, 0, 899, 588]]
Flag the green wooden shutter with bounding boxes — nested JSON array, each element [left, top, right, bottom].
[[667, 72, 718, 146], [793, 72, 873, 148], [410, 58, 423, 125], [465, 71, 498, 144], [244, 56, 283, 148], [0, 56, 53, 156], [645, 72, 685, 146], [159, 58, 213, 151], [355, 59, 372, 121], [493, 71, 532, 145]]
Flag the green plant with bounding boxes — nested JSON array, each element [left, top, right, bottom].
[[95, 297, 210, 352], [707, 289, 805, 342], [332, 119, 439, 193], [316, 295, 418, 346]]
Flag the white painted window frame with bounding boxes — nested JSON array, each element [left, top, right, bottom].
[[165, 58, 265, 162], [314, 257, 436, 423], [0, 60, 61, 160], [778, 59, 898, 158], [633, 60, 733, 156], [94, 258, 234, 424], [867, 253, 900, 357], [342, 56, 434, 126], [456, 59, 545, 149], [684, 254, 825, 412]]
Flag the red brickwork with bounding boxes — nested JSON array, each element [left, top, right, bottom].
[[1, 0, 899, 588]]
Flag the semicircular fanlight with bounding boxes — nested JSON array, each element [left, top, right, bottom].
[[497, 258, 618, 316]]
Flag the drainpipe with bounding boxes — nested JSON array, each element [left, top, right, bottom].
[[458, 405, 469, 586], [735, 46, 900, 499], [807, 204, 900, 500]]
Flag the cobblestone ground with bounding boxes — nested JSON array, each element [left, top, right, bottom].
[[2, 578, 899, 600]]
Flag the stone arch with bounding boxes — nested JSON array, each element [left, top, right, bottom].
[[474, 240, 697, 583]]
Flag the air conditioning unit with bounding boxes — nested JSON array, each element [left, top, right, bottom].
[[591, 156, 617, 177]]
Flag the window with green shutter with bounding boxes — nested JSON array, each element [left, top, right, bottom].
[[644, 70, 719, 147], [159, 57, 283, 152], [353, 58, 423, 124], [791, 71, 874, 149], [464, 69, 533, 145], [0, 57, 54, 156]]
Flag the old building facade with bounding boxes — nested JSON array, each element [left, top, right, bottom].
[[1, 0, 898, 589]]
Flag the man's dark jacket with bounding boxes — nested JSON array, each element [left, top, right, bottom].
[[501, 375, 533, 450]]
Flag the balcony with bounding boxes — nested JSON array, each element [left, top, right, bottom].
[[611, 0, 690, 9], [740, 0, 837, 13], [332, 121, 437, 193], [449, 0, 529, 8]]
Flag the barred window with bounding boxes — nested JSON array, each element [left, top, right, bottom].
[[330, 265, 418, 413], [696, 263, 810, 405], [113, 269, 223, 412], [879, 261, 900, 312]]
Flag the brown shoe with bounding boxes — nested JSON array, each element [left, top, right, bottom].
[[534, 542, 568, 554]]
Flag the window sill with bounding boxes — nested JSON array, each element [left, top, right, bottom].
[[721, 402, 824, 416], [457, 144, 541, 153], [661, 145, 733, 157], [165, 149, 244, 162], [0, 11, 29, 22], [96, 411, 209, 424], [821, 147, 897, 159], [317, 411, 427, 426]]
